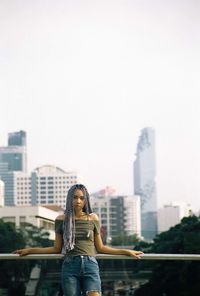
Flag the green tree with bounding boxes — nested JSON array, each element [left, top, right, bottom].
[[135, 215, 200, 296], [20, 222, 53, 248], [111, 234, 140, 246], [0, 219, 28, 294], [0, 220, 53, 295], [0, 219, 25, 253]]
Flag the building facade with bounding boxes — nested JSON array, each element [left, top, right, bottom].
[[8, 130, 26, 146], [0, 131, 27, 205], [0, 146, 27, 173], [0, 131, 77, 207], [2, 165, 77, 208], [0, 205, 63, 240], [91, 191, 141, 243], [30, 165, 77, 208], [158, 202, 192, 233], [0, 180, 4, 207], [134, 127, 157, 240]]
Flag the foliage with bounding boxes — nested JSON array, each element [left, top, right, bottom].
[[111, 234, 140, 246], [135, 215, 200, 296], [0, 219, 25, 253], [20, 222, 53, 248], [0, 219, 53, 295]]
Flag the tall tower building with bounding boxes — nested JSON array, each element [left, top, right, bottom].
[[0, 130, 27, 172], [91, 188, 141, 243], [8, 130, 27, 146], [0, 130, 27, 205], [134, 127, 157, 240]]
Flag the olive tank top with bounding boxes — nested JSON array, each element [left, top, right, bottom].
[[55, 219, 100, 256]]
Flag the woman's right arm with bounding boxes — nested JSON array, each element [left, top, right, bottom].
[[13, 233, 63, 256]]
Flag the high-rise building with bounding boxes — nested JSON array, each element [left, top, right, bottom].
[[8, 130, 27, 146], [0, 130, 27, 172], [0, 131, 27, 205], [134, 127, 157, 240], [158, 202, 192, 233], [0, 131, 77, 207], [0, 180, 4, 207], [1, 165, 77, 207], [0, 146, 27, 172], [30, 165, 77, 208], [91, 189, 141, 243]]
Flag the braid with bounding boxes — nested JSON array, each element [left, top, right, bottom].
[[63, 184, 92, 252]]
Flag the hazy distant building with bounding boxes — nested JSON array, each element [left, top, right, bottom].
[[0, 130, 27, 172], [0, 205, 63, 240], [8, 130, 27, 146], [8, 165, 77, 208], [30, 165, 77, 208], [0, 131, 27, 205], [0, 146, 27, 173], [0, 131, 78, 207], [91, 188, 141, 243], [134, 127, 157, 240], [158, 202, 192, 233], [0, 180, 4, 207], [1, 165, 77, 208]]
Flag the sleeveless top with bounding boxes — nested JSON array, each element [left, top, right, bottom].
[[55, 219, 100, 256]]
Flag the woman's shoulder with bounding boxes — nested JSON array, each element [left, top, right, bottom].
[[89, 213, 99, 221], [55, 214, 64, 221]]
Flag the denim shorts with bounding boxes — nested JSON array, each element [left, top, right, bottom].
[[61, 255, 101, 296]]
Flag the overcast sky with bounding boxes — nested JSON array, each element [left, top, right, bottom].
[[1, 0, 200, 211]]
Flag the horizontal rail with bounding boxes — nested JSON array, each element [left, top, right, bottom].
[[0, 253, 200, 260]]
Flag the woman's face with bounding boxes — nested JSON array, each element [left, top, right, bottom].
[[73, 189, 86, 210]]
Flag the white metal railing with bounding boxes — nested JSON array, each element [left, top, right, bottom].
[[0, 253, 200, 260]]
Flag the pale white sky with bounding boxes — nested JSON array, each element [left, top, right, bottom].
[[1, 0, 200, 211]]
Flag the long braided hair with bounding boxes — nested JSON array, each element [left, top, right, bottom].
[[63, 184, 92, 252]]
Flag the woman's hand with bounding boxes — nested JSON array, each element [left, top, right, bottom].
[[13, 248, 31, 256], [125, 250, 144, 259]]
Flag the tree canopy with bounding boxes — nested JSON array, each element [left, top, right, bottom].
[[0, 219, 25, 253], [111, 233, 140, 246], [135, 215, 200, 296], [0, 219, 53, 295]]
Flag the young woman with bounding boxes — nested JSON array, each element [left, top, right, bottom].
[[14, 184, 143, 296]]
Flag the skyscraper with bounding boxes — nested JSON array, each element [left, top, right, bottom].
[[0, 130, 27, 172], [91, 191, 141, 243], [134, 127, 157, 240], [0, 131, 27, 205], [8, 130, 27, 146]]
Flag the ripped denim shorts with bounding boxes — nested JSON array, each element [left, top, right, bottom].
[[61, 255, 101, 296]]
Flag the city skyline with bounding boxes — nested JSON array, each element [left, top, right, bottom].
[[1, 1, 200, 211]]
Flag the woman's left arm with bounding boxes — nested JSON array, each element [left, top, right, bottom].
[[92, 215, 143, 259], [94, 233, 143, 259]]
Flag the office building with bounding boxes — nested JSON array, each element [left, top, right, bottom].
[[0, 180, 4, 207], [0, 131, 27, 205], [91, 189, 141, 243], [0, 131, 77, 207], [0, 146, 27, 173], [8, 130, 27, 146], [0, 205, 64, 240], [4, 165, 77, 208], [30, 165, 77, 208], [158, 202, 192, 233], [0, 130, 27, 172], [134, 127, 157, 240]]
